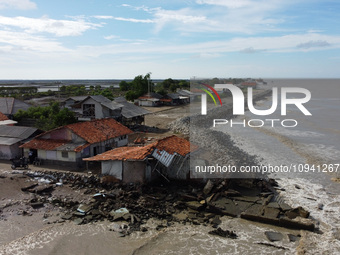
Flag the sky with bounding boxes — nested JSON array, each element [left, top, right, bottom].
[[0, 0, 339, 79]]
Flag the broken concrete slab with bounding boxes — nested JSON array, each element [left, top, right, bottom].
[[173, 211, 188, 221], [31, 184, 54, 194], [186, 201, 205, 211], [110, 208, 129, 221], [77, 204, 92, 214], [203, 180, 214, 195], [208, 227, 237, 239], [288, 234, 301, 242], [21, 183, 38, 192], [279, 217, 315, 231], [263, 207, 280, 219], [265, 231, 283, 242]]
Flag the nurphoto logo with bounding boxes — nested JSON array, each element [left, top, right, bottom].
[[199, 84, 312, 128]]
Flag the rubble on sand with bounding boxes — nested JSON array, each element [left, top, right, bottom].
[[16, 170, 317, 236]]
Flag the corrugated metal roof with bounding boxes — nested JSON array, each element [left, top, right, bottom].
[[0, 137, 21, 146], [117, 101, 151, 119], [0, 125, 38, 139], [152, 148, 175, 167], [0, 97, 31, 115]]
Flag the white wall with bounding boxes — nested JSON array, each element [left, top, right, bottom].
[[101, 161, 123, 179]]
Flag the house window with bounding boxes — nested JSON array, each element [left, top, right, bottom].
[[83, 104, 95, 118], [62, 151, 68, 158]]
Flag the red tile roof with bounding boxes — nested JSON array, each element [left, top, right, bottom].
[[241, 82, 257, 86], [20, 118, 133, 151], [84, 135, 193, 161], [66, 118, 133, 144], [0, 112, 9, 121], [156, 135, 191, 156], [84, 143, 155, 161], [21, 139, 69, 150]]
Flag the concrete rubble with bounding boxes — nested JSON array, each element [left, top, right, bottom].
[[10, 170, 317, 237]]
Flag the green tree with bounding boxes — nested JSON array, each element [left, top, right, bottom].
[[119, 80, 130, 91], [14, 102, 77, 131]]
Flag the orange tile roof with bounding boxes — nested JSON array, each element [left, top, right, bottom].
[[21, 139, 69, 150], [66, 118, 133, 144], [83, 143, 155, 161], [156, 135, 191, 156], [241, 82, 257, 86], [20, 118, 133, 151], [0, 112, 9, 121], [84, 135, 193, 161]]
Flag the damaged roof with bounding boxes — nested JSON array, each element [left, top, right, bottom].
[[84, 135, 192, 162], [20, 118, 133, 151], [114, 98, 150, 119]]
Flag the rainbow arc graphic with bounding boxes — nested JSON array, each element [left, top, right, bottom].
[[200, 83, 222, 115]]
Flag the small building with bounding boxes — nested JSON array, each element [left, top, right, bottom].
[[0, 125, 41, 159], [0, 97, 31, 119], [61, 96, 88, 109], [137, 92, 163, 107], [20, 118, 133, 168], [84, 135, 193, 183], [71, 95, 123, 121], [176, 90, 193, 103], [114, 97, 151, 126], [160, 93, 184, 106]]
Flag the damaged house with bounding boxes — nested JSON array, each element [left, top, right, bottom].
[[84, 135, 192, 183], [20, 118, 133, 168]]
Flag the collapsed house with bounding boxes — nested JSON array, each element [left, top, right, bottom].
[[84, 135, 193, 183], [20, 118, 133, 168]]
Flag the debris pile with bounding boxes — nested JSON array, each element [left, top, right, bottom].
[[15, 170, 317, 236]]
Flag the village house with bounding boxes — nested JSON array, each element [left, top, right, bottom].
[[137, 92, 163, 107], [70, 95, 123, 121], [84, 135, 192, 183], [176, 90, 193, 103], [160, 93, 185, 106], [114, 97, 151, 126], [61, 96, 88, 109], [20, 118, 133, 168], [0, 97, 31, 119], [0, 125, 41, 160]]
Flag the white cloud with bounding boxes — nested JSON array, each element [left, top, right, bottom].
[[72, 33, 340, 58], [0, 15, 101, 37], [297, 40, 331, 49], [0, 0, 36, 10], [113, 17, 154, 23], [92, 15, 114, 20], [196, 0, 253, 9], [104, 35, 120, 40], [0, 30, 69, 52]]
